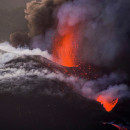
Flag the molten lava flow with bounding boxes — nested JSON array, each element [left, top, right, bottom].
[[96, 95, 118, 112], [53, 26, 80, 67], [112, 124, 128, 130]]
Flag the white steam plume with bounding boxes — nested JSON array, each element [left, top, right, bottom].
[[0, 41, 51, 64]]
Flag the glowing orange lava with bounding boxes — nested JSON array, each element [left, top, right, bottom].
[[53, 26, 80, 67], [96, 95, 118, 112], [112, 124, 128, 130]]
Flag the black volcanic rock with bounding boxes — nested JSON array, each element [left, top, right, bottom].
[[5, 54, 110, 79], [0, 55, 129, 130]]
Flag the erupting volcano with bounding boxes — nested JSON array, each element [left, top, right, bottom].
[[0, 0, 130, 129], [52, 24, 119, 112]]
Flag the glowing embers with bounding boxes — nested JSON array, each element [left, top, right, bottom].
[[53, 26, 80, 67], [96, 95, 118, 112]]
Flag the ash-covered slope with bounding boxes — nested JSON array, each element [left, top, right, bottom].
[[0, 54, 66, 94], [0, 54, 101, 94], [0, 48, 130, 130], [0, 54, 117, 130]]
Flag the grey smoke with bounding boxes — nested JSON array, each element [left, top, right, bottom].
[[9, 0, 68, 49], [56, 0, 130, 68], [8, 0, 130, 69], [67, 72, 130, 101], [30, 29, 55, 52]]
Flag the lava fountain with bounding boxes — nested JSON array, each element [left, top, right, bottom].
[[97, 95, 118, 112], [52, 25, 82, 67]]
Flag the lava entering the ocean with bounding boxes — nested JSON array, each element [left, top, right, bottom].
[[97, 95, 118, 112]]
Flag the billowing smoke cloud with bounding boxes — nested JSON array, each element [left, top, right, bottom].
[[10, 32, 30, 47], [66, 72, 129, 100], [9, 0, 68, 49], [4, 0, 130, 111], [9, 0, 130, 70], [25, 0, 54, 37], [63, 71, 130, 111], [56, 0, 130, 68]]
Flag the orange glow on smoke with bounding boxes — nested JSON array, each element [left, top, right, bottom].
[[96, 95, 118, 112], [53, 26, 80, 67]]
